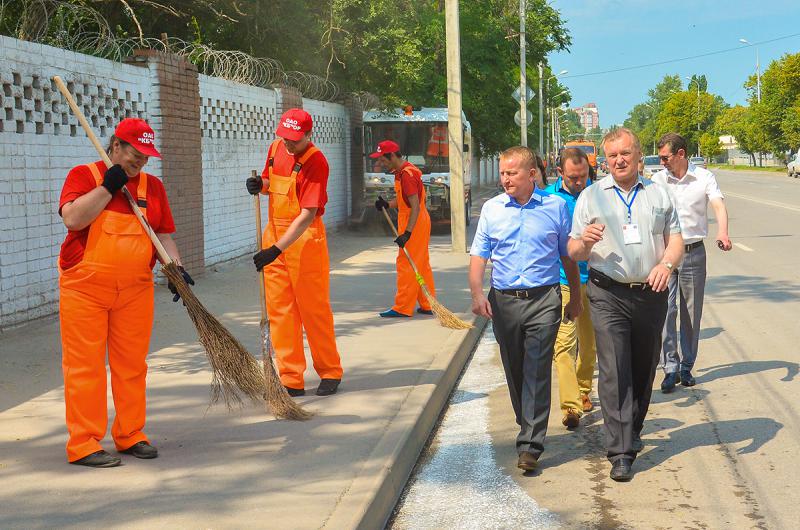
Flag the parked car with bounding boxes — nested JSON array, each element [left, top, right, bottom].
[[690, 156, 707, 169], [788, 152, 800, 178], [642, 155, 663, 179]]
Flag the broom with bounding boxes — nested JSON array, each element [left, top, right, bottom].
[[253, 177, 312, 420], [53, 75, 266, 409], [378, 204, 472, 329]]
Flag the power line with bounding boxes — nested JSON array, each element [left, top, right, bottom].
[[561, 32, 800, 79]]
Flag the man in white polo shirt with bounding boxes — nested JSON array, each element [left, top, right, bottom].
[[652, 133, 732, 393]]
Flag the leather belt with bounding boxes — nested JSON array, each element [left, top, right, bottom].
[[589, 269, 651, 291], [497, 284, 556, 299], [684, 240, 703, 252]]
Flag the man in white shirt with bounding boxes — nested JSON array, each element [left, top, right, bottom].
[[652, 133, 732, 393]]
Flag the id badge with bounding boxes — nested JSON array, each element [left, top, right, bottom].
[[623, 223, 641, 245]]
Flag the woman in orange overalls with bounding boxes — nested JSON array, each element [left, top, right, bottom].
[[58, 118, 192, 468], [372, 140, 436, 318], [246, 109, 343, 398]]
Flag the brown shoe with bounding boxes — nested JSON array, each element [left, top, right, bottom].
[[562, 409, 580, 429], [581, 393, 594, 412], [517, 451, 538, 471]]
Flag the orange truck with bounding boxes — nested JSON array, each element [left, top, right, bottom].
[[564, 139, 598, 170]]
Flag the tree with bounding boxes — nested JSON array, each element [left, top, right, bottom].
[[714, 105, 770, 166], [624, 75, 682, 154], [657, 89, 726, 156], [746, 52, 800, 156]]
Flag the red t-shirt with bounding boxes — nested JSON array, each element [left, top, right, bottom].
[[395, 162, 424, 206], [261, 141, 328, 217], [58, 161, 176, 270]]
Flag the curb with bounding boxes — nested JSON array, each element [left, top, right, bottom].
[[321, 312, 489, 530]]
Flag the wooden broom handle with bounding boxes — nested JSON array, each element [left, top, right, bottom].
[[379, 205, 421, 277], [253, 171, 269, 320], [52, 76, 172, 265]]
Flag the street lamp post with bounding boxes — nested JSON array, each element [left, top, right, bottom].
[[685, 76, 701, 157], [518, 0, 527, 146], [545, 70, 568, 159], [739, 38, 761, 103]]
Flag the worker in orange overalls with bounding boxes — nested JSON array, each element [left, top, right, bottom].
[[58, 118, 192, 468], [246, 108, 343, 398], [372, 140, 436, 318]]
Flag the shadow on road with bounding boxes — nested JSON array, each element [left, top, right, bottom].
[[706, 275, 800, 303], [697, 360, 799, 383]]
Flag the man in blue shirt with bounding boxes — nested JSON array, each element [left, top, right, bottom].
[[470, 146, 581, 473], [544, 148, 598, 429]]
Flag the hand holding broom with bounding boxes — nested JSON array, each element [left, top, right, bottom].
[[377, 199, 472, 329], [53, 75, 268, 409]]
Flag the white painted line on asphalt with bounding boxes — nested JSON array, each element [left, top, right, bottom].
[[392, 325, 556, 529], [724, 191, 800, 213], [734, 243, 754, 252]]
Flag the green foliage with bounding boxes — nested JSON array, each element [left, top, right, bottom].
[[657, 90, 726, 155], [746, 52, 800, 154], [623, 75, 682, 154]]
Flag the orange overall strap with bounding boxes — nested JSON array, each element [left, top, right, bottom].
[[266, 139, 282, 180], [290, 145, 320, 179]]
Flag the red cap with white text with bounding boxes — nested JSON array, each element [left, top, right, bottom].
[[276, 108, 313, 141], [114, 118, 161, 158]]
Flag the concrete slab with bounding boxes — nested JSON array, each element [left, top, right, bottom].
[[0, 222, 488, 529]]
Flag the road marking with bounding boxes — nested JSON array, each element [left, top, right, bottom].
[[724, 191, 800, 213], [734, 243, 754, 252]]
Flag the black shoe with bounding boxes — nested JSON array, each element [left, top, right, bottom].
[[517, 451, 538, 472], [416, 308, 433, 315], [610, 459, 633, 482], [316, 378, 340, 396], [632, 434, 644, 453], [661, 372, 680, 393], [120, 441, 158, 459], [284, 386, 306, 397], [70, 450, 121, 468], [680, 369, 696, 386]]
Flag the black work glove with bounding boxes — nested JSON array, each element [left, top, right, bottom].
[[253, 245, 282, 271], [246, 176, 262, 195], [168, 266, 195, 302], [374, 196, 390, 211], [102, 164, 128, 195], [394, 230, 412, 248]]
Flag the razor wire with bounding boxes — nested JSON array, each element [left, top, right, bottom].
[[0, 0, 370, 103]]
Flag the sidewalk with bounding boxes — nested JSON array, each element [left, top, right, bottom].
[[0, 220, 489, 529]]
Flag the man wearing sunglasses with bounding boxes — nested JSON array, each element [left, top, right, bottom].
[[652, 133, 732, 394]]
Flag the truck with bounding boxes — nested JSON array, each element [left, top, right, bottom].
[[361, 107, 472, 229], [564, 139, 598, 171]]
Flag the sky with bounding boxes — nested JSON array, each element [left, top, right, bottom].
[[548, 0, 800, 127]]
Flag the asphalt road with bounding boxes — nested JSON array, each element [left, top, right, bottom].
[[396, 169, 800, 529]]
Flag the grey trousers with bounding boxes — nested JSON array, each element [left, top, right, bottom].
[[587, 281, 668, 463], [489, 284, 561, 457], [661, 242, 707, 373]]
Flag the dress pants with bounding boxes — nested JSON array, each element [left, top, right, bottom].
[[662, 242, 706, 374], [587, 281, 668, 463], [554, 283, 597, 414], [489, 284, 561, 457]]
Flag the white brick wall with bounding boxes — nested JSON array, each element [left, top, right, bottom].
[[0, 36, 155, 329]]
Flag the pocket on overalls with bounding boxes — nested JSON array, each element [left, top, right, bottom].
[[269, 175, 301, 219], [100, 214, 153, 269]]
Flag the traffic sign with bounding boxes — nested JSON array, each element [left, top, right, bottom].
[[512, 86, 535, 103], [514, 110, 534, 127]]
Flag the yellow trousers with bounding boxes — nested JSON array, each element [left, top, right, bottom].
[[553, 283, 597, 414]]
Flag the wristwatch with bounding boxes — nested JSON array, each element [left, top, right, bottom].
[[661, 261, 673, 271]]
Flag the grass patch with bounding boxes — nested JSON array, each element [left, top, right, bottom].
[[708, 163, 787, 173]]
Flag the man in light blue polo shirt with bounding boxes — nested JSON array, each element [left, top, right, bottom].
[[544, 148, 598, 428], [469, 146, 581, 473]]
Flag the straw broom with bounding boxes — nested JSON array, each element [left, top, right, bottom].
[[53, 75, 266, 409], [253, 178, 312, 420], [378, 206, 472, 329]]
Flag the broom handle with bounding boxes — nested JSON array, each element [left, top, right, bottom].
[[379, 206, 424, 280], [52, 76, 172, 265], [253, 171, 269, 320]]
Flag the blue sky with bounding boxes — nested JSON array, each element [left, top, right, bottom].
[[548, 0, 800, 127]]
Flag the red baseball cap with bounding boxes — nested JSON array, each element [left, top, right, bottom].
[[276, 108, 313, 141], [114, 118, 161, 158], [369, 140, 401, 158]]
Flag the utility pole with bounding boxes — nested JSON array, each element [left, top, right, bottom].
[[445, 0, 466, 252], [518, 0, 527, 146], [538, 62, 544, 154]]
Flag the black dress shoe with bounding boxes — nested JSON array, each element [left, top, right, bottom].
[[71, 450, 121, 468], [284, 386, 306, 397], [680, 369, 696, 386], [661, 372, 680, 393], [517, 451, 538, 472], [632, 434, 644, 453], [416, 307, 433, 315], [610, 459, 633, 482], [120, 441, 158, 459], [316, 378, 340, 396]]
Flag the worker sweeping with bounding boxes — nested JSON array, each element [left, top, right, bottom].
[[245, 108, 343, 398], [372, 140, 436, 318], [58, 118, 192, 468]]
